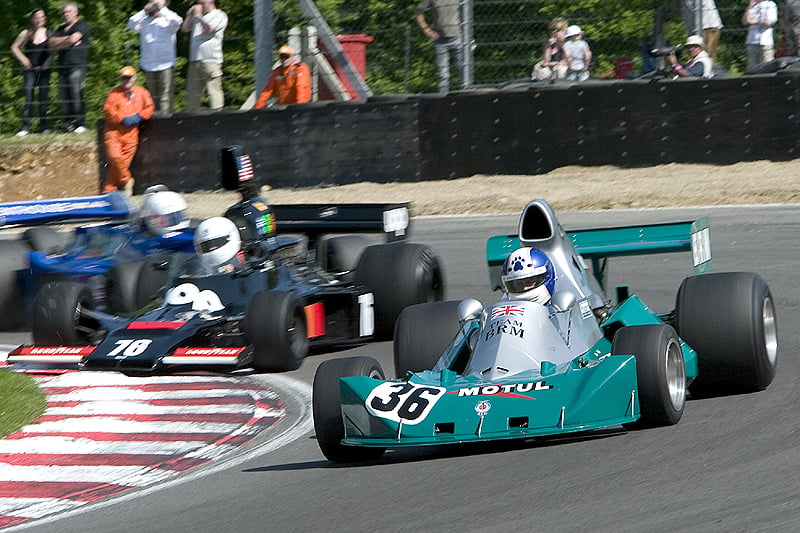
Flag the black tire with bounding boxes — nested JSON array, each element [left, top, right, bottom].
[[0, 240, 32, 330], [612, 324, 686, 427], [106, 261, 144, 314], [394, 301, 461, 377], [245, 290, 309, 371], [32, 281, 97, 345], [318, 234, 375, 281], [675, 272, 778, 395], [134, 255, 173, 309], [313, 356, 387, 463], [22, 227, 64, 254], [355, 243, 444, 339]]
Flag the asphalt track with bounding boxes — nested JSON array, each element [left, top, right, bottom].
[[5, 204, 800, 532]]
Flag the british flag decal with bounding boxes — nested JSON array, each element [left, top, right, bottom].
[[491, 305, 525, 319]]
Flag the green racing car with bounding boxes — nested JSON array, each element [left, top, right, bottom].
[[312, 199, 778, 463]]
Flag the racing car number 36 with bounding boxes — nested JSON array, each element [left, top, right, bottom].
[[365, 382, 446, 424]]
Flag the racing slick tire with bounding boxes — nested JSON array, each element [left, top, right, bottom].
[[0, 240, 32, 330], [245, 290, 309, 372], [22, 227, 64, 254], [318, 234, 376, 282], [313, 356, 387, 463], [675, 272, 778, 395], [355, 243, 444, 340], [106, 261, 144, 314], [134, 255, 173, 309], [394, 300, 462, 377], [612, 324, 686, 427], [32, 281, 97, 345]]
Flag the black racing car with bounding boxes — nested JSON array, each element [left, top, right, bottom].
[[8, 147, 444, 373]]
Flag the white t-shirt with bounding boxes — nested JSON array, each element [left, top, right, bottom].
[[127, 7, 183, 72], [745, 0, 778, 46]]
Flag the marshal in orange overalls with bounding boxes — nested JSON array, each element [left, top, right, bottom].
[[102, 71, 154, 193]]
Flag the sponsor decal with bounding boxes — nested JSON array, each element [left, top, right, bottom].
[[579, 299, 593, 320], [484, 319, 525, 341], [172, 347, 245, 357], [474, 400, 491, 416], [365, 382, 446, 424], [383, 207, 409, 236], [491, 305, 525, 320], [12, 346, 94, 356], [0, 200, 110, 217], [456, 381, 553, 397]]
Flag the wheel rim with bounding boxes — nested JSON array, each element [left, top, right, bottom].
[[664, 337, 686, 411], [288, 308, 308, 357], [762, 295, 778, 366]]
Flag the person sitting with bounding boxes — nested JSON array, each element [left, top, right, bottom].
[[532, 17, 568, 81], [500, 247, 555, 305], [668, 35, 714, 78], [184, 216, 244, 276], [138, 186, 189, 236]]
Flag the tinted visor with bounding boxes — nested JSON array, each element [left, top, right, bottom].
[[147, 210, 185, 230], [504, 272, 547, 294], [198, 235, 229, 253]]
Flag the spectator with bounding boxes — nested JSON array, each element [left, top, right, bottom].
[[127, 0, 183, 116], [532, 17, 568, 81], [679, 0, 724, 63], [48, 2, 89, 133], [415, 0, 464, 93], [563, 25, 592, 81], [742, 0, 778, 72], [668, 35, 715, 77], [102, 66, 154, 194], [181, 0, 228, 112], [254, 45, 311, 108], [10, 8, 52, 136], [781, 0, 800, 55]]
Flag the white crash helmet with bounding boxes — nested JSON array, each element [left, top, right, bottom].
[[193, 217, 242, 269], [139, 188, 188, 235]]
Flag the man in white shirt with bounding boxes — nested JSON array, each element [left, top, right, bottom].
[[742, 0, 779, 72], [127, 1, 183, 115], [181, 0, 228, 111]]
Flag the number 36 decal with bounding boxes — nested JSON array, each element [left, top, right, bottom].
[[365, 382, 446, 425]]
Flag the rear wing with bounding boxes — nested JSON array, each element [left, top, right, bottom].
[[270, 203, 410, 242], [0, 191, 135, 228], [486, 199, 712, 292]]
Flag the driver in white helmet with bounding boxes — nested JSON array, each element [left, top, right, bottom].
[[500, 246, 556, 305], [187, 216, 244, 275], [138, 185, 189, 236]]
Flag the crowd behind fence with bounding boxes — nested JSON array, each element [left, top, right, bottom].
[[0, 0, 793, 135]]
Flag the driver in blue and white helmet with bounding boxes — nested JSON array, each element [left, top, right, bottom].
[[500, 247, 555, 304]]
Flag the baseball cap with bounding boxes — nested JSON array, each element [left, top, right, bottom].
[[119, 66, 136, 77]]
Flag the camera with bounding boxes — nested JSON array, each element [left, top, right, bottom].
[[145, 3, 160, 16], [650, 45, 683, 57]]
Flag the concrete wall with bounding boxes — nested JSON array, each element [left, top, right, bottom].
[[103, 72, 800, 193]]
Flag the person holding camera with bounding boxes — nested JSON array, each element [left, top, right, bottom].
[[127, 1, 183, 116], [668, 35, 714, 77], [181, 0, 228, 111]]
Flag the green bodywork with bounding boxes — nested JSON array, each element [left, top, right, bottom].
[[339, 295, 699, 447]]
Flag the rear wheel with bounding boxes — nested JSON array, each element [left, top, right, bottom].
[[612, 324, 686, 427], [675, 272, 778, 395], [106, 261, 144, 314], [32, 281, 98, 345], [245, 290, 308, 371], [318, 234, 375, 282], [394, 301, 462, 377], [356, 243, 444, 339], [313, 356, 387, 463]]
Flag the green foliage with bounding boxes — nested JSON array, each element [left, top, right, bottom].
[[0, 369, 46, 438]]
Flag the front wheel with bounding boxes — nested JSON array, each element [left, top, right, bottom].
[[675, 272, 778, 395], [32, 281, 98, 345], [612, 324, 686, 427], [245, 290, 308, 372], [394, 301, 462, 378], [313, 356, 387, 463]]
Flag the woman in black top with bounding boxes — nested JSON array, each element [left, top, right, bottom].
[[11, 8, 52, 135]]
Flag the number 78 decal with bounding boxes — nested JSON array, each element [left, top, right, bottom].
[[365, 382, 446, 424]]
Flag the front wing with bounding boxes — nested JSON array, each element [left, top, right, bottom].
[[338, 354, 640, 447]]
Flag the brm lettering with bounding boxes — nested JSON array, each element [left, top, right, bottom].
[[485, 319, 525, 341], [457, 381, 552, 397]]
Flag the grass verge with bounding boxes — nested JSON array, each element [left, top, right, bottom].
[[0, 369, 47, 438]]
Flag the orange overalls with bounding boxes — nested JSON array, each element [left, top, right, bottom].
[[254, 61, 311, 108], [102, 85, 154, 192]]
